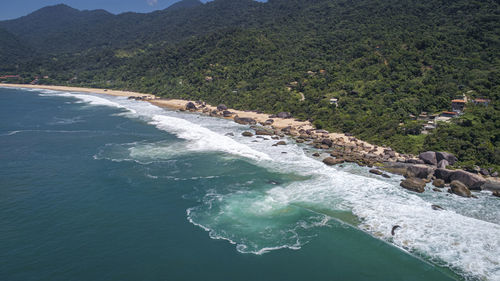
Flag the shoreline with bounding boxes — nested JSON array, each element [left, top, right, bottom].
[[0, 83, 393, 158], [2, 83, 498, 196]]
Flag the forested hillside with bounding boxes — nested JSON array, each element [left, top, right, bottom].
[[0, 27, 30, 65], [1, 0, 499, 168]]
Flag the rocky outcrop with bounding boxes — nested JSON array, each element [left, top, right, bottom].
[[369, 169, 383, 175], [418, 151, 437, 165], [450, 180, 472, 197], [449, 170, 486, 190], [277, 112, 292, 119], [217, 104, 228, 111], [185, 102, 197, 110], [222, 110, 233, 117], [242, 131, 253, 137], [234, 116, 256, 125], [273, 141, 286, 146], [434, 169, 486, 190], [400, 178, 426, 193], [437, 159, 449, 169], [481, 180, 500, 192], [436, 152, 457, 165], [254, 128, 273, 136], [323, 157, 345, 166], [434, 168, 454, 182], [406, 158, 425, 164], [321, 138, 333, 147], [406, 164, 435, 179], [432, 179, 445, 187]]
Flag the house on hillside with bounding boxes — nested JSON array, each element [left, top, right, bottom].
[[451, 99, 466, 113], [440, 111, 458, 118], [0, 75, 21, 80], [329, 98, 338, 107], [473, 98, 490, 106]]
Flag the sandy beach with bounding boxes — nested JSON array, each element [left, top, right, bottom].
[[0, 83, 388, 156]]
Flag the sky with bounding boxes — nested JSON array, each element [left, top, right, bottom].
[[0, 0, 202, 20]]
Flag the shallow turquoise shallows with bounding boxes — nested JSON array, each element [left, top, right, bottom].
[[1, 88, 498, 281]]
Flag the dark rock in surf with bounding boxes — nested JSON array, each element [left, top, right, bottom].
[[480, 180, 500, 192], [432, 179, 445, 188], [450, 180, 472, 197], [369, 169, 383, 175], [322, 157, 345, 166], [400, 177, 426, 193], [431, 205, 444, 211]]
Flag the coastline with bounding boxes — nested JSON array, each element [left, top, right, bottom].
[[4, 83, 498, 194], [0, 83, 393, 159]]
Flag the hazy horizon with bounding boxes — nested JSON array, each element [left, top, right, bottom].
[[0, 0, 201, 21]]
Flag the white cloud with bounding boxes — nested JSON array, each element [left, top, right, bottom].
[[147, 0, 158, 6]]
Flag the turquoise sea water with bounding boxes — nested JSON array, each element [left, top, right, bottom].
[[1, 87, 499, 281]]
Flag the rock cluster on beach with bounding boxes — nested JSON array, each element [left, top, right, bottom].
[[171, 100, 500, 199]]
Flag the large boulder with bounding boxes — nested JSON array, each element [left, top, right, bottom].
[[436, 152, 457, 165], [406, 158, 425, 164], [277, 112, 292, 119], [185, 102, 197, 110], [234, 116, 256, 125], [434, 169, 486, 190], [400, 178, 426, 193], [217, 104, 228, 111], [437, 159, 449, 169], [434, 168, 454, 182], [450, 180, 472, 197], [242, 131, 253, 137], [321, 138, 333, 147], [222, 110, 233, 117], [480, 180, 500, 192], [479, 168, 490, 176], [406, 164, 435, 179], [323, 157, 345, 166], [369, 169, 383, 175], [254, 128, 273, 136], [449, 170, 486, 190], [418, 151, 437, 166], [405, 165, 434, 179], [432, 179, 445, 187]]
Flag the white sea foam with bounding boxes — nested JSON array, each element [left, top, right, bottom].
[[149, 115, 270, 161], [30, 88, 500, 280]]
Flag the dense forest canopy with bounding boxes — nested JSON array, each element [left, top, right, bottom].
[[1, 0, 499, 169]]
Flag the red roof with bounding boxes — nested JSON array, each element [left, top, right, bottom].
[[442, 111, 457, 115], [451, 99, 465, 103], [475, 99, 490, 102]]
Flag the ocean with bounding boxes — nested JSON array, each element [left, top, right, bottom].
[[1, 87, 499, 281]]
